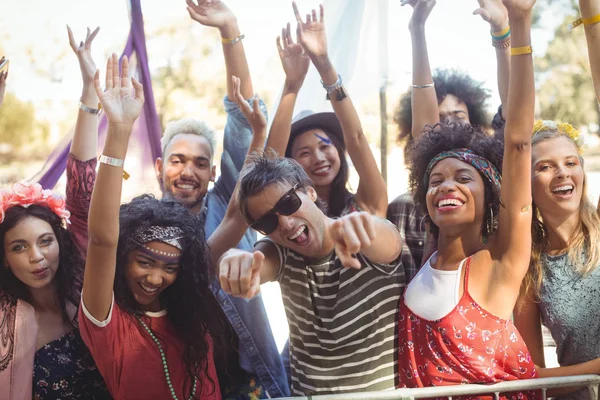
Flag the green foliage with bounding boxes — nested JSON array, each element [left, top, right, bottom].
[[535, 15, 597, 127], [0, 93, 36, 149]]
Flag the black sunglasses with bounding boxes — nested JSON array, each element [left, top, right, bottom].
[[249, 184, 302, 235]]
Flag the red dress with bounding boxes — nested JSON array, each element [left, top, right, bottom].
[[398, 257, 538, 398], [79, 299, 221, 400]]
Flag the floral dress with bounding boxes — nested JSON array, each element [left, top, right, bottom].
[[398, 257, 538, 399], [33, 330, 111, 399]]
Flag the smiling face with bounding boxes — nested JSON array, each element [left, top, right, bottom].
[[155, 134, 217, 213], [125, 241, 182, 312], [532, 136, 584, 219], [3, 216, 60, 290], [438, 95, 470, 126], [246, 182, 327, 257], [426, 158, 486, 236], [290, 129, 341, 189]]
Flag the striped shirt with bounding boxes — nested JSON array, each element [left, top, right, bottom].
[[260, 238, 404, 396]]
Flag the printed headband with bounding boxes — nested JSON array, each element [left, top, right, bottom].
[[131, 226, 185, 258], [0, 182, 71, 225], [424, 148, 502, 190]]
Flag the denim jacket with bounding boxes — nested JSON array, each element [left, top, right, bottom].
[[204, 96, 290, 398]]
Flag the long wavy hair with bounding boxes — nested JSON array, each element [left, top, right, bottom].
[[0, 205, 83, 327], [114, 194, 227, 398], [522, 130, 600, 302]]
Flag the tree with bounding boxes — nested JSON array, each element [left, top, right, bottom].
[[535, 14, 598, 128]]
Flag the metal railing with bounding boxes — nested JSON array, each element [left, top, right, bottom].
[[272, 375, 600, 400]]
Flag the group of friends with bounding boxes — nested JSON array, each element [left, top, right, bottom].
[[1, 0, 600, 399]]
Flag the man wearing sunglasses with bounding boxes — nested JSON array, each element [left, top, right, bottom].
[[219, 154, 404, 396]]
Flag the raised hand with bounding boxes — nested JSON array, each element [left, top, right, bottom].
[[277, 22, 310, 89], [403, 0, 437, 28], [231, 75, 266, 135], [473, 0, 508, 32], [292, 2, 328, 60], [219, 249, 263, 298], [67, 26, 100, 86], [0, 57, 7, 109], [93, 54, 144, 127], [502, 0, 536, 15], [327, 212, 377, 270], [186, 0, 236, 30]]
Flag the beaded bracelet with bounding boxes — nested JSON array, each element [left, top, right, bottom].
[[492, 36, 511, 49]]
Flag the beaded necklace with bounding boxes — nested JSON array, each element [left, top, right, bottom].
[[136, 315, 198, 400]]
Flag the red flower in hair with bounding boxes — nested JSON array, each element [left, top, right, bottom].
[[0, 182, 70, 224]]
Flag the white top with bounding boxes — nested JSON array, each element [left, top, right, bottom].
[[404, 251, 465, 320]]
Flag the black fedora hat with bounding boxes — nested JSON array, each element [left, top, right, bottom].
[[286, 110, 345, 157]]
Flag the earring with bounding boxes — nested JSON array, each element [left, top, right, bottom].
[[486, 205, 496, 236]]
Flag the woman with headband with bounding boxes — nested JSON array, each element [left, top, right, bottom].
[[78, 55, 226, 399], [0, 27, 110, 399], [397, 0, 539, 388]]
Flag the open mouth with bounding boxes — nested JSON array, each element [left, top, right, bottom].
[[139, 282, 160, 295], [312, 166, 331, 176], [174, 181, 199, 191], [436, 198, 465, 211], [288, 225, 309, 245], [552, 184, 574, 196]]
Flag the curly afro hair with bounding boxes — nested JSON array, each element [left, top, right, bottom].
[[0, 205, 83, 328], [115, 194, 228, 398], [395, 69, 492, 146], [409, 123, 504, 239]]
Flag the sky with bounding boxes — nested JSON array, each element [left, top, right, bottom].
[[0, 0, 562, 107]]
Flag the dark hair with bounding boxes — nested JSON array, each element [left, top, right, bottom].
[[0, 205, 82, 327], [285, 128, 352, 217], [115, 194, 227, 398], [238, 152, 323, 224], [395, 69, 492, 150], [409, 123, 504, 239]]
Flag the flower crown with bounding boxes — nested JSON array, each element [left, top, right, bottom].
[[0, 182, 71, 225], [532, 120, 583, 153]]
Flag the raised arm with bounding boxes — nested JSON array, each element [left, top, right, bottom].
[[293, 2, 388, 217], [82, 54, 144, 321], [265, 22, 310, 157], [187, 0, 253, 100], [0, 56, 6, 109], [474, 0, 510, 118], [207, 76, 267, 266], [489, 0, 535, 295], [404, 0, 439, 141], [67, 26, 100, 161], [580, 0, 600, 103]]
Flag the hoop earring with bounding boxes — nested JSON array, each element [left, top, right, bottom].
[[486, 205, 497, 237]]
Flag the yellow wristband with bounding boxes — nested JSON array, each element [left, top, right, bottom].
[[491, 25, 510, 38], [511, 45, 533, 56], [221, 34, 245, 45], [583, 13, 600, 26]]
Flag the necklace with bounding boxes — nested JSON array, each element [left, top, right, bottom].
[[135, 315, 198, 400]]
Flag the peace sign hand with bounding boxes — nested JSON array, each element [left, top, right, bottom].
[[93, 54, 144, 128], [292, 2, 328, 60], [277, 22, 310, 89], [67, 26, 100, 86]]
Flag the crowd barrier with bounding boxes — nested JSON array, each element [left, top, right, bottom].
[[273, 375, 600, 400]]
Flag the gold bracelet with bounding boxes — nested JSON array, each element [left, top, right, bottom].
[[511, 45, 533, 56], [492, 36, 511, 49], [221, 34, 245, 45]]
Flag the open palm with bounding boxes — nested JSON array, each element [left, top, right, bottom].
[[293, 2, 328, 59], [186, 0, 234, 28], [94, 54, 144, 127], [277, 23, 310, 85]]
